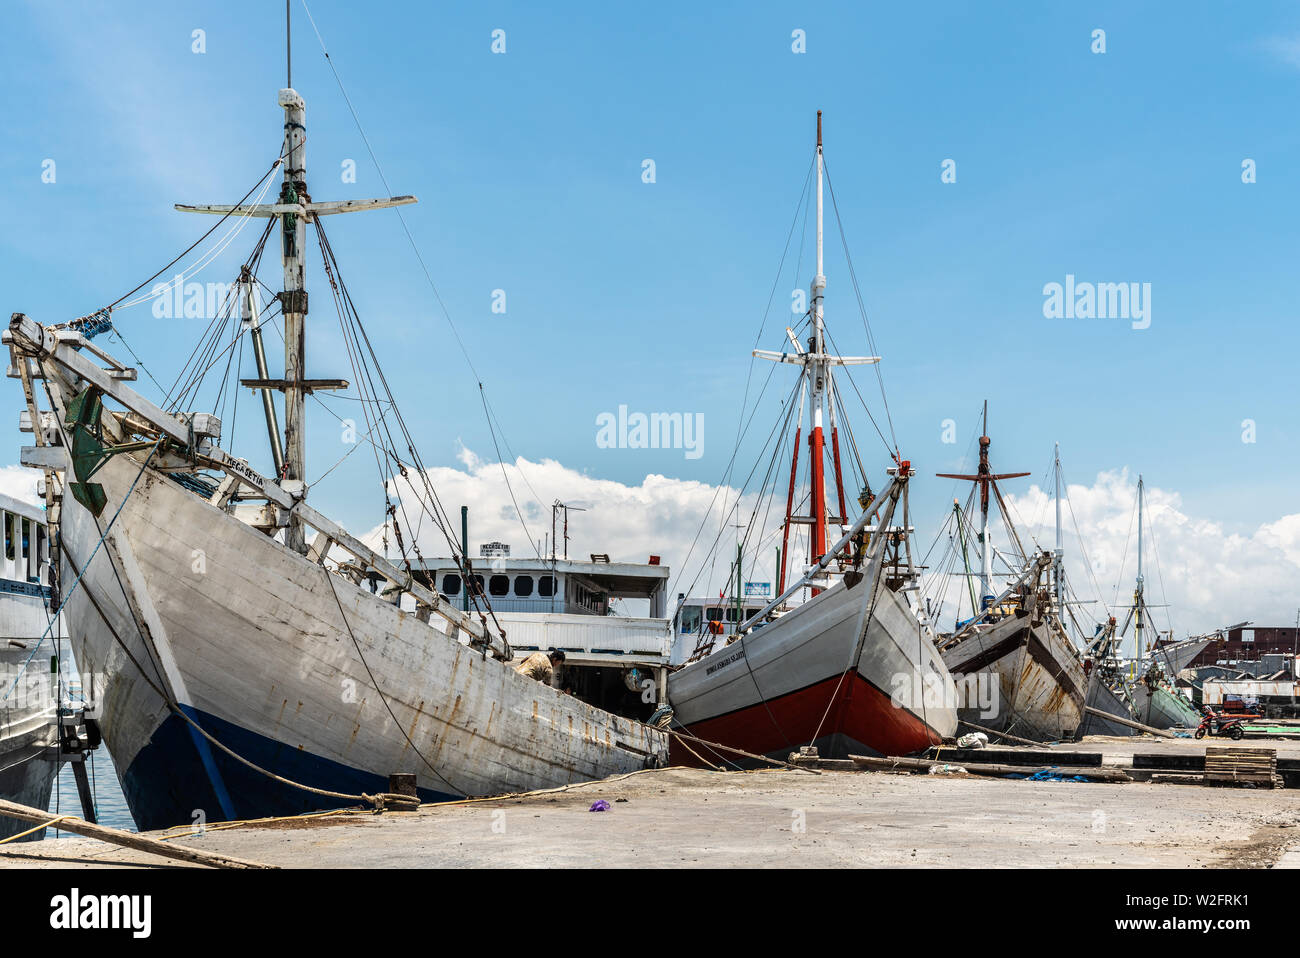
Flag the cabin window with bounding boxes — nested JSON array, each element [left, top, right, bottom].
[[538, 575, 555, 597], [21, 518, 29, 560], [706, 607, 724, 622], [514, 575, 534, 597], [3, 512, 12, 561], [442, 574, 461, 596], [681, 606, 702, 634], [471, 574, 484, 595], [489, 574, 510, 597]]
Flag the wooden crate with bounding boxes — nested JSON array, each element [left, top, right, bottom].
[[1204, 746, 1280, 788]]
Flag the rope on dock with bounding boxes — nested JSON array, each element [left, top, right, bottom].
[[957, 719, 1049, 748], [666, 728, 822, 774], [156, 766, 684, 839], [0, 798, 275, 869], [0, 815, 69, 844], [157, 761, 802, 840]]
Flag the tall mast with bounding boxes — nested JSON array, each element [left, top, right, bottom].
[[754, 112, 879, 598], [278, 77, 309, 552], [285, 0, 292, 89], [978, 402, 991, 601], [174, 3, 419, 556], [1054, 441, 1063, 613], [1134, 474, 1145, 659], [271, 0, 309, 551], [936, 400, 1030, 611], [809, 110, 828, 569]]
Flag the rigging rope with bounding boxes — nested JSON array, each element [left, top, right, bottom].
[[108, 158, 285, 310]]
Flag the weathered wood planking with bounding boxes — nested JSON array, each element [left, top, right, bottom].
[[58, 449, 667, 827]]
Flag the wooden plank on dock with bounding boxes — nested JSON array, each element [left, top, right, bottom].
[[1204, 746, 1280, 788], [0, 798, 276, 869], [849, 754, 1131, 782], [1083, 706, 1177, 739], [926, 747, 1104, 768]]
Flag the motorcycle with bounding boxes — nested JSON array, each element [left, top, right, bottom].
[[1194, 711, 1245, 740]]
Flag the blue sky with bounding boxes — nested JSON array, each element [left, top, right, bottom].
[[2, 1, 1299, 627]]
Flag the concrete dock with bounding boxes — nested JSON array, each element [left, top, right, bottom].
[[2, 738, 1299, 868]]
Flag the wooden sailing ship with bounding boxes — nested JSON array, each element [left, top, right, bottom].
[[1108, 476, 1202, 729], [932, 414, 1086, 742], [5, 14, 666, 830], [667, 113, 958, 762]]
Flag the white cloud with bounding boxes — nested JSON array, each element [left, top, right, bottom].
[[1004, 468, 1300, 639], [1262, 35, 1300, 69], [362, 446, 775, 610], [0, 465, 42, 506], [367, 453, 1300, 637]]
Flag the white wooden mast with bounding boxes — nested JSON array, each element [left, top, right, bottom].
[[977, 403, 991, 602], [279, 85, 309, 551], [1054, 441, 1063, 613], [1134, 474, 1145, 659], [175, 9, 418, 553]]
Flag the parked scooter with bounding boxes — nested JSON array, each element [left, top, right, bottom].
[[1194, 708, 1245, 740]]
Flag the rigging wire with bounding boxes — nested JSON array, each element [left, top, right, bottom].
[[298, 0, 552, 573], [107, 158, 285, 310], [822, 158, 898, 457]]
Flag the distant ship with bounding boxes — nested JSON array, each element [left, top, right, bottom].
[[1089, 475, 1201, 731], [933, 421, 1086, 742]]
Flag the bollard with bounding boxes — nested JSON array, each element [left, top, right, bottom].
[[388, 773, 418, 800]]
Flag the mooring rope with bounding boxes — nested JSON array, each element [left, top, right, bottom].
[[0, 816, 69, 844]]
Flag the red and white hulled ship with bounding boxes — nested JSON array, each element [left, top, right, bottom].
[[666, 113, 957, 763]]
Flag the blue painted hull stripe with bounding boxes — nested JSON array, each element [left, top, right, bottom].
[[177, 703, 237, 823], [122, 706, 456, 831]]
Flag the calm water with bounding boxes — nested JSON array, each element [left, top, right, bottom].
[[48, 746, 136, 835]]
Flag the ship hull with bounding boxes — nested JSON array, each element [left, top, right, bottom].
[[61, 454, 668, 831], [1, 631, 61, 841], [668, 578, 957, 764], [1133, 681, 1201, 730], [940, 613, 1086, 742], [1079, 674, 1139, 737], [0, 743, 59, 841]]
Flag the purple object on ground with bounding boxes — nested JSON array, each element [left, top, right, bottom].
[[589, 800, 611, 812]]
